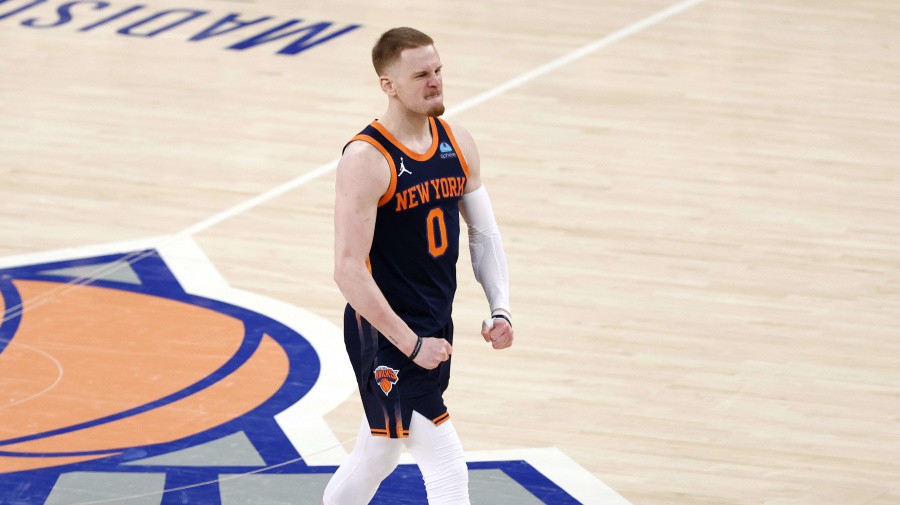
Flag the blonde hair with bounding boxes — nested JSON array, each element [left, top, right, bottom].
[[371, 27, 434, 75]]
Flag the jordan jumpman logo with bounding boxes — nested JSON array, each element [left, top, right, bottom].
[[398, 157, 412, 176]]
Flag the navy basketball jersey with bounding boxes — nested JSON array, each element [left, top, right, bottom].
[[346, 117, 469, 336]]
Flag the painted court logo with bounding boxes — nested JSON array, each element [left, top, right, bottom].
[[0, 0, 362, 56], [374, 365, 399, 395], [0, 240, 325, 503], [0, 237, 625, 504]]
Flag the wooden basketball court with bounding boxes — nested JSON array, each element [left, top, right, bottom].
[[2, 0, 899, 503]]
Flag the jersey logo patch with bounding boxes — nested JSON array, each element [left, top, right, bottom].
[[439, 142, 457, 159], [374, 366, 400, 395], [398, 157, 412, 176]]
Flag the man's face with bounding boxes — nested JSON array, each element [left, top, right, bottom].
[[386, 45, 444, 117]]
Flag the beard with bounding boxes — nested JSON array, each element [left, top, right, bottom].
[[427, 103, 446, 117], [398, 89, 445, 117]]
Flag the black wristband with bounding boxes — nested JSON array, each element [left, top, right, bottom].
[[492, 313, 512, 328], [408, 335, 423, 361]]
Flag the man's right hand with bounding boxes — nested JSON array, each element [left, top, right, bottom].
[[413, 337, 452, 369]]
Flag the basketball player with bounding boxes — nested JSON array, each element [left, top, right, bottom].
[[321, 27, 513, 505]]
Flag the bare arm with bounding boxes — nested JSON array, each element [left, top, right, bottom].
[[334, 141, 452, 368], [446, 122, 514, 349], [455, 122, 484, 196]]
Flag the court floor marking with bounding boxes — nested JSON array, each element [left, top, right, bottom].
[[69, 437, 359, 505], [442, 0, 708, 116], [1, 0, 707, 321], [3, 0, 705, 496], [1, 250, 158, 324], [0, 3, 708, 489], [0, 338, 64, 411], [0, 0, 708, 463], [2, 237, 629, 505], [0, 1, 709, 462], [171, 0, 709, 241], [0, 0, 707, 472]]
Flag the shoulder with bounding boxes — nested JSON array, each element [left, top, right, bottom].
[[343, 137, 387, 163], [337, 138, 392, 198], [340, 138, 392, 174], [442, 120, 477, 153]]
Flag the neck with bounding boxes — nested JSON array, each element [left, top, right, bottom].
[[378, 101, 432, 146]]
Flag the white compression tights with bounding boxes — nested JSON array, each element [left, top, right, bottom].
[[323, 411, 470, 505]]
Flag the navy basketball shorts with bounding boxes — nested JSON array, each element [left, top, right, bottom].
[[343, 305, 453, 439]]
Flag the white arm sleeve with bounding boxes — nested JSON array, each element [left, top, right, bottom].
[[459, 185, 510, 314]]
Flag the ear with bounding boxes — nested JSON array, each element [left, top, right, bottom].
[[379, 76, 395, 96]]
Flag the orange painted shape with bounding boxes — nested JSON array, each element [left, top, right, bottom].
[[3, 335, 289, 454], [0, 280, 245, 444], [0, 343, 59, 408]]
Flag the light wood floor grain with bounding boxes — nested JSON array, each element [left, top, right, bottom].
[[2, 0, 899, 503]]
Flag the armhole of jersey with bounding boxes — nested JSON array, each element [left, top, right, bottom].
[[349, 134, 398, 207], [437, 118, 469, 178]]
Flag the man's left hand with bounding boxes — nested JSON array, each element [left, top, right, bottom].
[[481, 317, 513, 350]]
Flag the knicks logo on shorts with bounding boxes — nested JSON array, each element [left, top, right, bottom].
[[374, 366, 399, 395]]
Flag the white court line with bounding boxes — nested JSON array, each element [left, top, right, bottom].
[[1, 0, 707, 416], [443, 0, 708, 117], [70, 436, 359, 505], [0, 338, 64, 411], [1, 2, 706, 500], [164, 0, 709, 240], [1, 0, 707, 321]]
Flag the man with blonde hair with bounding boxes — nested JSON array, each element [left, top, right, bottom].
[[322, 27, 513, 505]]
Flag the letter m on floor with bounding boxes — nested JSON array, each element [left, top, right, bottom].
[[228, 20, 361, 55]]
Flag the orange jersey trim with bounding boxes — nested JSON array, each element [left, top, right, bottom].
[[349, 134, 398, 207], [433, 412, 450, 426], [370, 118, 439, 162], [437, 118, 469, 179]]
